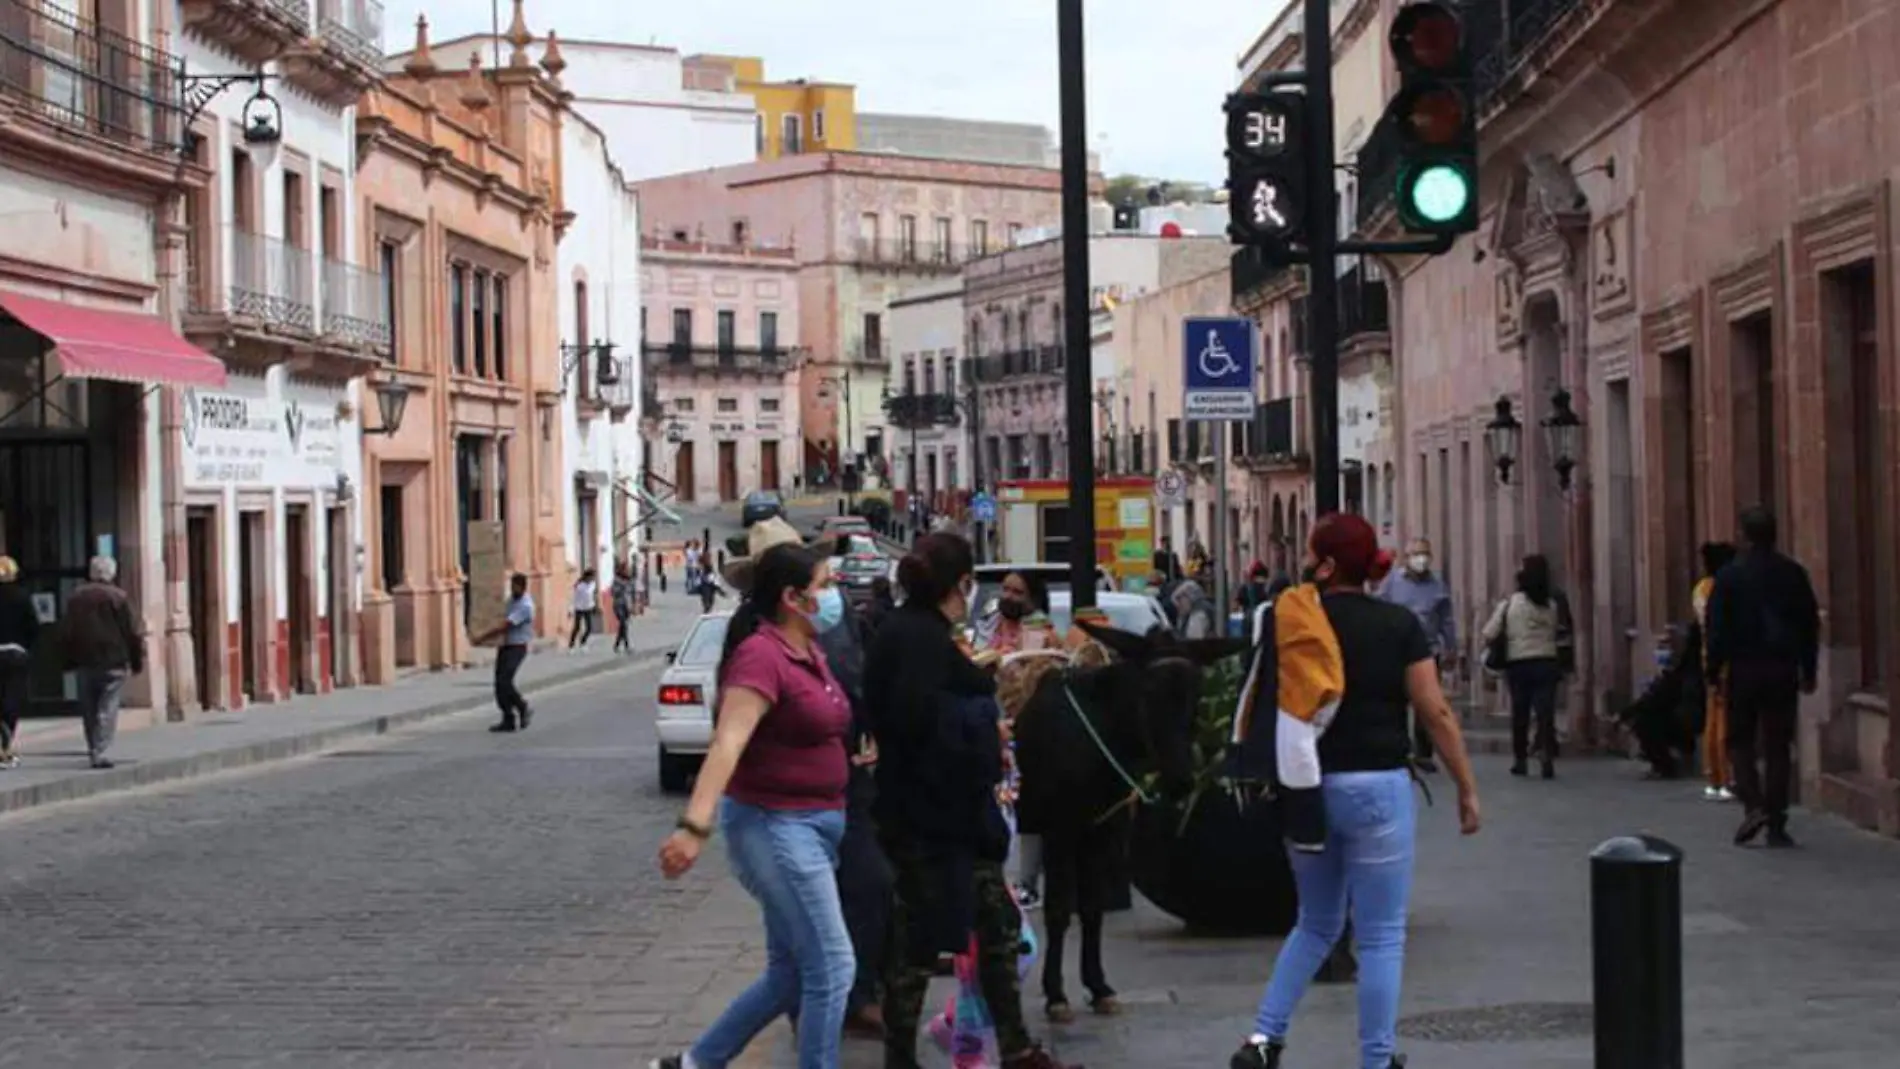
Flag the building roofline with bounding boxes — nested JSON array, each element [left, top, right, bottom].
[[389, 33, 681, 64]]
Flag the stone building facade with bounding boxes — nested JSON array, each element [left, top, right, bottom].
[[353, 11, 573, 679], [1376, 0, 1900, 833]]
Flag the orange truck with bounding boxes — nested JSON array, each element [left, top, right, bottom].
[[993, 477, 1157, 592]]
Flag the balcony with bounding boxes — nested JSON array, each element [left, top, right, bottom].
[[852, 237, 965, 274], [1340, 266, 1389, 341], [597, 356, 638, 419], [847, 335, 889, 367], [183, 227, 320, 371], [178, 0, 310, 67], [642, 341, 792, 376], [1231, 246, 1302, 307], [319, 256, 389, 353], [884, 391, 960, 431], [0, 0, 191, 180], [280, 0, 383, 106], [1242, 397, 1309, 471]]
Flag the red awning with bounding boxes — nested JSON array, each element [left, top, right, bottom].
[[0, 290, 226, 389]]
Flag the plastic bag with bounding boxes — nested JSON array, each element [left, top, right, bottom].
[[928, 887, 1040, 1068]]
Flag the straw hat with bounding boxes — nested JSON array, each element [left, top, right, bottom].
[[719, 516, 805, 593]]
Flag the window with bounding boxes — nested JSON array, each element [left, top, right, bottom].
[[731, 219, 748, 246], [782, 113, 802, 154], [1007, 222, 1023, 245], [717, 397, 739, 413], [923, 359, 935, 394], [379, 484, 404, 591], [471, 269, 489, 377], [760, 397, 781, 414], [759, 310, 779, 353], [969, 219, 988, 254], [491, 275, 507, 379], [969, 316, 983, 357], [934, 217, 953, 262], [496, 439, 510, 551], [898, 215, 918, 260], [672, 308, 693, 347], [230, 148, 255, 231], [674, 397, 696, 412], [449, 265, 468, 373], [716, 310, 736, 355], [379, 240, 399, 361], [283, 170, 305, 247], [859, 212, 880, 258], [903, 358, 916, 394], [813, 108, 827, 141], [318, 184, 340, 257], [755, 113, 765, 154], [862, 312, 883, 361], [573, 280, 589, 390], [943, 355, 956, 393]]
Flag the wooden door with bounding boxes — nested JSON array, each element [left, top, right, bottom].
[[759, 440, 780, 493], [718, 441, 738, 501], [674, 442, 696, 503], [285, 506, 310, 694]]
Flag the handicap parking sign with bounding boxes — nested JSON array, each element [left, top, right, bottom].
[[1183, 316, 1256, 421], [971, 492, 997, 523]]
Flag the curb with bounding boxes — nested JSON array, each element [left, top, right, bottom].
[[0, 654, 657, 817]]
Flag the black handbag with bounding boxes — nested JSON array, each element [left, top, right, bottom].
[[1481, 596, 1511, 674]]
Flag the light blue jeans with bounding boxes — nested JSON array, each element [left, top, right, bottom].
[[1253, 769, 1417, 1069], [689, 800, 854, 1069]]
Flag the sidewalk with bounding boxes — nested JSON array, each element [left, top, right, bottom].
[[0, 595, 705, 817], [696, 755, 1900, 1068]]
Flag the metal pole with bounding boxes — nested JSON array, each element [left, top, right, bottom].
[[1303, 0, 1341, 518], [968, 381, 986, 562], [1214, 423, 1230, 627], [1591, 835, 1685, 1068], [1058, 0, 1097, 609], [843, 370, 855, 510]]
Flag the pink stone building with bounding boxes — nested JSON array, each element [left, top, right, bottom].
[[640, 236, 802, 503], [634, 152, 1071, 485], [1369, 0, 1900, 834]]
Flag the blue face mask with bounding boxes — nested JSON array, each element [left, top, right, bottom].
[[803, 586, 847, 634]]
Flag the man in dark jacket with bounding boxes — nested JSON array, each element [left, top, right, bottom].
[[1706, 507, 1820, 848], [0, 555, 41, 768], [60, 556, 144, 769]]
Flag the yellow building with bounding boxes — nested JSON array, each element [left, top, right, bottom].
[[694, 55, 857, 159]]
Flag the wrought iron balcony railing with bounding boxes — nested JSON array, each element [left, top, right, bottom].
[[853, 237, 967, 272], [0, 0, 189, 157], [883, 391, 962, 430], [1232, 246, 1299, 304], [643, 341, 790, 374], [1340, 267, 1389, 339], [188, 227, 315, 333], [319, 256, 389, 350], [318, 0, 384, 69]]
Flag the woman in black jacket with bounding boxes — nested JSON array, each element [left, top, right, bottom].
[[864, 533, 1070, 1069], [0, 555, 41, 768]]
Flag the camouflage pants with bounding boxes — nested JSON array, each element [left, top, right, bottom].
[[881, 836, 1030, 1066]]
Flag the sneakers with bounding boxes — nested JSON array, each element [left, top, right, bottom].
[[0, 752, 18, 770], [1014, 883, 1042, 910], [1765, 825, 1797, 849], [1703, 785, 1735, 802], [1229, 1037, 1283, 1069], [489, 721, 518, 734], [1734, 810, 1769, 846]]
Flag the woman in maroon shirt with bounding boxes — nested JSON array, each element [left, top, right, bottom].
[[655, 543, 856, 1069]]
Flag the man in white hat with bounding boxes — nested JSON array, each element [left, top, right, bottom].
[[719, 516, 805, 594]]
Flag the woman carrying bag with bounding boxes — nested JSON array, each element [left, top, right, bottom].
[[1482, 554, 1566, 779], [654, 543, 857, 1069]]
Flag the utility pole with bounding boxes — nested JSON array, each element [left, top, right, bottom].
[[1057, 0, 1097, 609], [1302, 0, 1341, 517]]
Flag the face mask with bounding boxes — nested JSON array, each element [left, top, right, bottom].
[[1409, 554, 1431, 574], [802, 587, 847, 634], [998, 599, 1028, 621]]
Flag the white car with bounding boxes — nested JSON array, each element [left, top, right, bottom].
[[968, 588, 1169, 647], [656, 611, 729, 792]]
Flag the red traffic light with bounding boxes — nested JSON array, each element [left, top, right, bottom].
[[1391, 2, 1462, 73]]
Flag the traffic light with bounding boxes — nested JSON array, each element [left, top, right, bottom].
[[1224, 90, 1306, 249], [1386, 2, 1478, 234]]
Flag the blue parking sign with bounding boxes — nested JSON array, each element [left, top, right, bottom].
[[1183, 316, 1256, 421], [971, 492, 997, 524]]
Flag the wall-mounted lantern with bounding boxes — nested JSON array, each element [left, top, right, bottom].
[[1485, 395, 1522, 485], [1543, 386, 1583, 491], [363, 380, 411, 436]]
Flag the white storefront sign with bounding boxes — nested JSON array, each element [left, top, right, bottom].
[[181, 378, 344, 488]]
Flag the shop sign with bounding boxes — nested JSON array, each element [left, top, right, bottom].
[[181, 380, 344, 488]]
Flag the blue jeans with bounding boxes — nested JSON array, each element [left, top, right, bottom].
[[1253, 769, 1417, 1069], [689, 800, 854, 1069]]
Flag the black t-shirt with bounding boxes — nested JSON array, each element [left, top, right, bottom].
[[1317, 591, 1434, 773]]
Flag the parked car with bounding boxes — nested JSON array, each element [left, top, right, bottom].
[[655, 611, 729, 792], [740, 490, 783, 528], [815, 515, 873, 543], [833, 537, 889, 599]]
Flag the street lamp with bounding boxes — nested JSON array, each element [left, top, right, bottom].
[[559, 339, 619, 395], [1543, 386, 1583, 491], [819, 371, 856, 507], [363, 380, 412, 436], [1484, 395, 1521, 484]]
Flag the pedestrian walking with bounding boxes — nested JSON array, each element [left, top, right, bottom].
[[697, 569, 723, 614], [0, 555, 41, 769], [56, 556, 144, 769], [1233, 513, 1480, 1069], [612, 564, 637, 653], [653, 542, 856, 1069], [1378, 537, 1458, 772], [476, 573, 535, 733], [657, 553, 669, 595], [569, 568, 598, 649], [1706, 507, 1820, 848], [1482, 554, 1567, 779], [1692, 541, 1738, 800], [684, 540, 703, 594], [867, 533, 1074, 1069]]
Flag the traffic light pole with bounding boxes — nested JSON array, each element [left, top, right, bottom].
[[1058, 0, 1098, 610], [1302, 0, 1342, 518]]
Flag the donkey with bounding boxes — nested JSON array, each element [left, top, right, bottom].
[[1012, 622, 1249, 1022]]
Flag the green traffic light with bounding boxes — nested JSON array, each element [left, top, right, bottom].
[[1407, 163, 1470, 224]]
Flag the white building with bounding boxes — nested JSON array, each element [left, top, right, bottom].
[[391, 36, 755, 181], [173, 2, 386, 708], [556, 112, 645, 582], [887, 276, 967, 502]]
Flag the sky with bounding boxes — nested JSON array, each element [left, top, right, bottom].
[[378, 0, 1288, 184]]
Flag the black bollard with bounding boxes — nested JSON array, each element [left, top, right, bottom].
[[1590, 835, 1683, 1069]]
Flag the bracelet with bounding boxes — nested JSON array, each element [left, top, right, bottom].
[[676, 816, 713, 840]]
